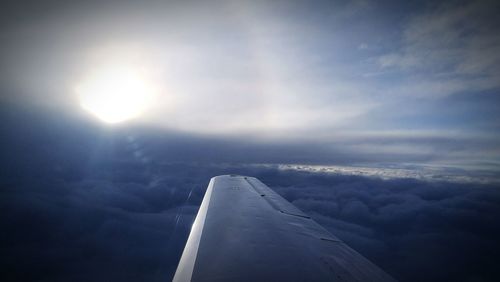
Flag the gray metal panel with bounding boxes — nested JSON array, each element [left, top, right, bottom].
[[173, 175, 396, 282]]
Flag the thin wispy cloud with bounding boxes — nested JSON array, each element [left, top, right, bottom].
[[377, 0, 500, 96]]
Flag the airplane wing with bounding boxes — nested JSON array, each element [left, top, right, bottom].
[[173, 175, 396, 282]]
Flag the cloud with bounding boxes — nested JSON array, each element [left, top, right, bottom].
[[2, 104, 499, 179], [0, 173, 200, 281], [0, 0, 383, 136], [1, 108, 500, 281], [274, 163, 500, 184], [377, 0, 500, 97], [3, 159, 500, 281], [264, 170, 500, 282]]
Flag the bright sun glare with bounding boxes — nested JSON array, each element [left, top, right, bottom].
[[76, 65, 156, 124]]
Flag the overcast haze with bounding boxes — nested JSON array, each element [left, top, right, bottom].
[[2, 0, 500, 169], [1, 0, 500, 281]]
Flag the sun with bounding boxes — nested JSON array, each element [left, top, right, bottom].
[[76, 64, 156, 124]]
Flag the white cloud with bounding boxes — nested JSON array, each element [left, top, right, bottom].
[[275, 163, 500, 184]]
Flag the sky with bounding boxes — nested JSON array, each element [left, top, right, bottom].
[[1, 0, 500, 281], [1, 0, 500, 170]]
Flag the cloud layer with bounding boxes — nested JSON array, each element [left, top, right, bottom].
[[2, 160, 500, 281], [1, 110, 500, 281]]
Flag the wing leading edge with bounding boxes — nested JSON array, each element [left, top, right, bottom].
[[173, 175, 396, 282]]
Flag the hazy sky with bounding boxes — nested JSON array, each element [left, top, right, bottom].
[[1, 0, 500, 171]]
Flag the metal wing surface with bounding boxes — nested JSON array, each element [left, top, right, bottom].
[[173, 175, 396, 282]]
